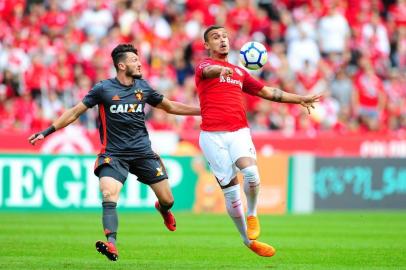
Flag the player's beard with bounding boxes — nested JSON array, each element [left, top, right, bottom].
[[217, 47, 229, 57], [219, 43, 229, 56], [125, 67, 142, 79]]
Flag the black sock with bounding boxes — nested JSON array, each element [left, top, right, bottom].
[[102, 201, 118, 245], [158, 201, 174, 212]]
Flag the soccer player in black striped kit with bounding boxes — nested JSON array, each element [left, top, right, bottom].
[[29, 44, 200, 261]]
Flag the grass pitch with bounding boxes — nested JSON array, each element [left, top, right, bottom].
[[1, 211, 405, 270]]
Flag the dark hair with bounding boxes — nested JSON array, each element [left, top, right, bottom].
[[111, 44, 138, 70], [203, 25, 224, 42]]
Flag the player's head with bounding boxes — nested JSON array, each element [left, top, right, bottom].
[[111, 44, 142, 79], [203, 25, 229, 57]]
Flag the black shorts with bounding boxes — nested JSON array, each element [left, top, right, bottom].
[[93, 153, 168, 185]]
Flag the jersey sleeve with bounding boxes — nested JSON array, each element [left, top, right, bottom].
[[195, 59, 213, 85], [145, 82, 164, 107], [82, 82, 103, 108], [242, 70, 265, 96]]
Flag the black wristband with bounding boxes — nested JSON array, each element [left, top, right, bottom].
[[41, 126, 56, 137]]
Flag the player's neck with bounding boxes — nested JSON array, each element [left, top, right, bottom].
[[210, 53, 228, 62], [116, 74, 134, 87]]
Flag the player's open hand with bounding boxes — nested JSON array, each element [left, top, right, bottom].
[[28, 133, 44, 146], [300, 93, 322, 114], [220, 67, 233, 77]]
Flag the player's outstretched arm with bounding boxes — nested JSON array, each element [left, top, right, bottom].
[[202, 65, 233, 79], [155, 97, 200, 116], [257, 86, 322, 114], [28, 102, 89, 145]]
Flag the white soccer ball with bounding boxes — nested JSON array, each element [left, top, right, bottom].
[[239, 41, 268, 70]]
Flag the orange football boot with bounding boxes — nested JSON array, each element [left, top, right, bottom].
[[249, 240, 276, 257], [247, 215, 260, 240]]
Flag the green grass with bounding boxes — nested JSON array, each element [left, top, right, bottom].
[[1, 212, 405, 270]]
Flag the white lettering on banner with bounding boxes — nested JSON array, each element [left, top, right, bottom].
[[43, 158, 83, 208], [0, 156, 185, 209], [5, 159, 43, 207], [360, 140, 406, 157], [82, 159, 101, 207]]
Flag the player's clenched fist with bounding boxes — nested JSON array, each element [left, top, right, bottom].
[[220, 67, 233, 77]]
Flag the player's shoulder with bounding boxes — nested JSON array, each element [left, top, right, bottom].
[[197, 58, 216, 69], [136, 78, 148, 86], [93, 79, 114, 89], [89, 80, 105, 92], [136, 79, 153, 90]]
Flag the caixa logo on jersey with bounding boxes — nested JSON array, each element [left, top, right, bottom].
[[110, 103, 143, 113]]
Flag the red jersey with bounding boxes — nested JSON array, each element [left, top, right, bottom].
[[354, 71, 383, 108], [195, 58, 264, 131]]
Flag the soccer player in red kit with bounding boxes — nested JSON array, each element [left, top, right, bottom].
[[195, 26, 321, 257]]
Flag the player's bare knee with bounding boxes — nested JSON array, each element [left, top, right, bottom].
[[101, 190, 114, 201], [241, 165, 260, 185]]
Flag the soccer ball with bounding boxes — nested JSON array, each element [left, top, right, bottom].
[[239, 41, 268, 70]]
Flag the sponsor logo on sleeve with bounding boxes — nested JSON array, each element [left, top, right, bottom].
[[234, 67, 243, 76]]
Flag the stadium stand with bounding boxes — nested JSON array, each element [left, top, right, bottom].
[[0, 0, 405, 134]]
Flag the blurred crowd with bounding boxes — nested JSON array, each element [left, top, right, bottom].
[[0, 0, 405, 135]]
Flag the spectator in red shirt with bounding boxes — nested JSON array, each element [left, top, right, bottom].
[[186, 0, 221, 26], [13, 91, 39, 130], [388, 0, 406, 27], [24, 54, 50, 100], [3, 0, 25, 29], [352, 57, 386, 131], [1, 69, 19, 98], [295, 60, 326, 95], [42, 0, 68, 38], [0, 90, 16, 131], [50, 51, 75, 95], [360, 12, 390, 76], [227, 0, 256, 31]]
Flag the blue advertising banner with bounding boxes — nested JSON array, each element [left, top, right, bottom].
[[314, 158, 406, 209]]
